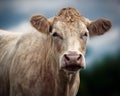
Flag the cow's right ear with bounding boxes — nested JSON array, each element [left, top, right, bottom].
[[30, 15, 51, 34]]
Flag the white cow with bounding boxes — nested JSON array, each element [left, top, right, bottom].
[[0, 7, 111, 96]]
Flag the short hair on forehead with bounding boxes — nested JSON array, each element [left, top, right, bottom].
[[57, 7, 80, 17], [53, 7, 84, 23]]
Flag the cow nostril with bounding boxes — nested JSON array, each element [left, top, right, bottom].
[[64, 54, 70, 61], [77, 54, 82, 60]]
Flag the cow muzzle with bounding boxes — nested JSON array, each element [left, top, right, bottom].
[[61, 51, 85, 72]]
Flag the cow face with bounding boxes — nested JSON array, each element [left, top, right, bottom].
[[30, 8, 111, 73], [51, 19, 88, 72]]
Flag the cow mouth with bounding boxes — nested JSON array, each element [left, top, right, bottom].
[[63, 64, 82, 71]]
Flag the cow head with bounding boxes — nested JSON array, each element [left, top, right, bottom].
[[30, 7, 112, 73]]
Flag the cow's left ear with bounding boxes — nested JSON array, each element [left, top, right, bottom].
[[30, 15, 51, 34], [87, 19, 112, 37]]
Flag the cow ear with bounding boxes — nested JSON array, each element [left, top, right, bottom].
[[87, 19, 112, 37], [30, 15, 51, 34]]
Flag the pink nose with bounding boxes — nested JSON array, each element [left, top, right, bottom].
[[63, 51, 83, 71], [64, 54, 81, 62]]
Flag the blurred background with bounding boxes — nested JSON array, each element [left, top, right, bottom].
[[0, 0, 120, 96]]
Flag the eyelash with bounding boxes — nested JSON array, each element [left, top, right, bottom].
[[52, 32, 63, 39]]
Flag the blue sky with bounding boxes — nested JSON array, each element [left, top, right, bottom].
[[0, 0, 120, 67]]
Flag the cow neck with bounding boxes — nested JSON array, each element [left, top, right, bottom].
[[56, 70, 79, 96]]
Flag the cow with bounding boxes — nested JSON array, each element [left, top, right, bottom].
[[0, 7, 111, 96]]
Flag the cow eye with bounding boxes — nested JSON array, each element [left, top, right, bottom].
[[80, 32, 88, 39], [52, 32, 63, 39], [83, 32, 88, 37]]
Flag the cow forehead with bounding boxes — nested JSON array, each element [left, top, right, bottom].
[[52, 20, 88, 34]]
